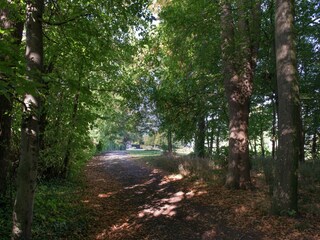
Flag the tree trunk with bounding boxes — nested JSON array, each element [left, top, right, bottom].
[[311, 129, 317, 162], [208, 127, 214, 156], [0, 95, 12, 200], [62, 91, 80, 178], [194, 116, 206, 158], [216, 126, 220, 156], [167, 128, 173, 154], [272, 0, 301, 215], [271, 93, 277, 160], [260, 126, 265, 157], [221, 0, 260, 189], [0, 5, 23, 201], [12, 0, 44, 239], [253, 138, 257, 156]]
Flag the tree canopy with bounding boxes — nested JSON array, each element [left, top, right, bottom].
[[0, 0, 319, 238]]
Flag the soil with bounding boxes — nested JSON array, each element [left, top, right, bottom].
[[82, 152, 320, 240]]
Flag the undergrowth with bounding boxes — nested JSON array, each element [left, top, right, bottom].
[[0, 178, 92, 240], [134, 154, 226, 184]]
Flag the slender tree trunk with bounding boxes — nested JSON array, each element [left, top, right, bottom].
[[209, 127, 214, 156], [272, 0, 301, 215], [260, 126, 265, 157], [271, 94, 277, 160], [167, 128, 173, 154], [221, 0, 261, 189], [62, 91, 80, 178], [216, 126, 220, 156], [194, 116, 206, 158], [12, 0, 44, 238], [311, 129, 317, 162], [253, 138, 257, 156]]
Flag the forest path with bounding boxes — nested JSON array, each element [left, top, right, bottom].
[[82, 151, 260, 240]]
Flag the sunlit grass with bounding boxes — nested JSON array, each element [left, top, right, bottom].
[[134, 155, 225, 184], [126, 149, 162, 157]]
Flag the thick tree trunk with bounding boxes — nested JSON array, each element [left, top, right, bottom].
[[0, 6, 23, 200], [0, 95, 12, 199], [272, 0, 301, 215], [12, 0, 44, 239], [226, 99, 251, 188], [221, 0, 260, 189], [0, 9, 12, 199]]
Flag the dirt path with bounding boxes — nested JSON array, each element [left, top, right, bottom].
[[82, 152, 320, 240], [82, 152, 261, 240]]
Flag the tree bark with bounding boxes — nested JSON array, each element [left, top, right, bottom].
[[271, 93, 277, 160], [167, 128, 173, 154], [0, 95, 12, 199], [12, 0, 44, 238], [0, 5, 23, 200], [221, 0, 261, 189], [208, 127, 214, 156], [216, 126, 220, 156], [272, 0, 301, 215], [194, 116, 206, 158], [260, 126, 265, 157], [311, 130, 317, 162]]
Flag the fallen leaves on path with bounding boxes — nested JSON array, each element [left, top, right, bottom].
[[81, 152, 320, 240]]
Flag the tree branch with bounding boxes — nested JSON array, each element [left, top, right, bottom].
[[42, 13, 92, 26]]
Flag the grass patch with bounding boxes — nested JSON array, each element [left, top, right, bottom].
[[135, 154, 225, 184], [126, 149, 162, 157], [0, 178, 92, 240]]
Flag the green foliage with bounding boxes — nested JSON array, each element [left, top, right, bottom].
[[0, 201, 12, 240], [127, 149, 162, 157], [0, 179, 92, 240], [31, 180, 92, 240]]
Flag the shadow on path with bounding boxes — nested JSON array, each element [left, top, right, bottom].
[[83, 151, 261, 240]]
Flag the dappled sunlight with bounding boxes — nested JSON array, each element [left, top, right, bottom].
[[159, 174, 184, 185], [124, 177, 157, 190], [202, 229, 217, 240], [136, 188, 208, 221], [96, 220, 143, 240], [136, 191, 184, 219], [86, 161, 108, 167], [138, 204, 177, 218], [151, 168, 161, 174], [234, 205, 248, 214], [98, 192, 115, 198]]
